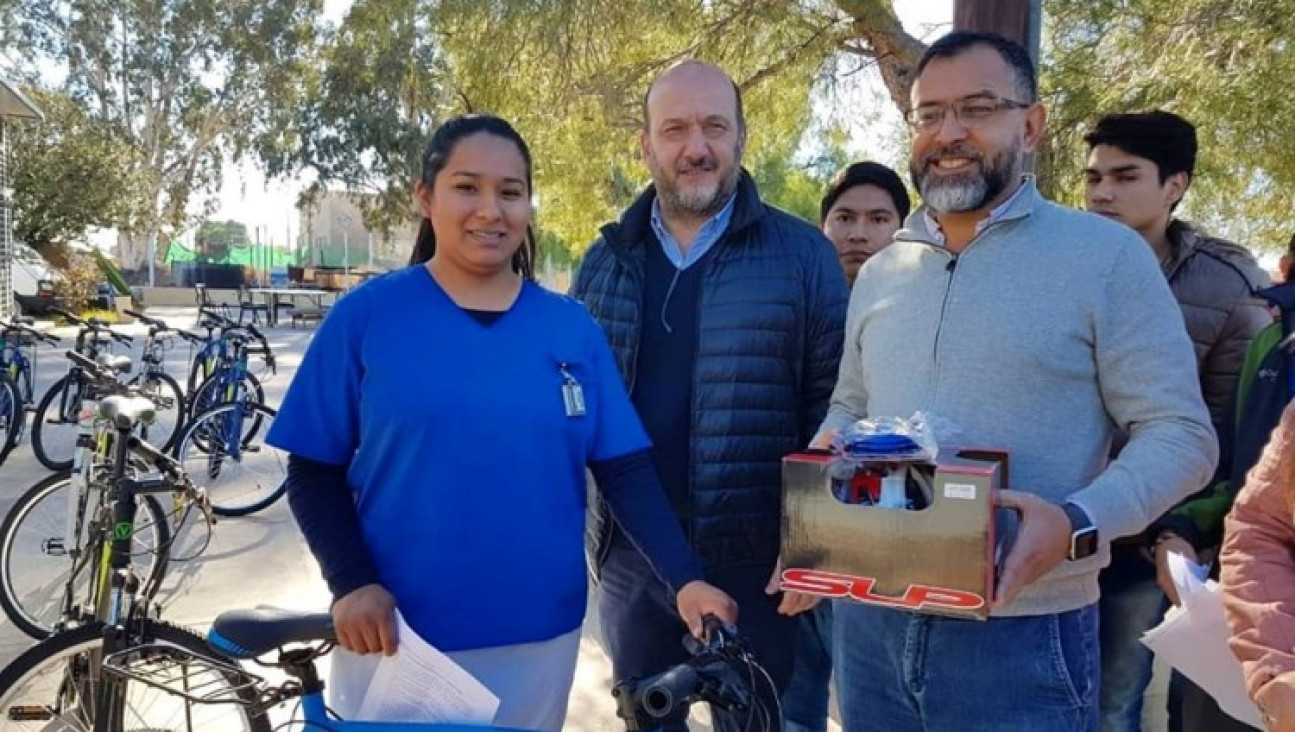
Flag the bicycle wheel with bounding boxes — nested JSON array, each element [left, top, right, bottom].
[[0, 620, 271, 731], [187, 371, 264, 421], [0, 472, 171, 639], [174, 403, 286, 517], [31, 376, 84, 472], [0, 374, 22, 467], [131, 372, 185, 453]]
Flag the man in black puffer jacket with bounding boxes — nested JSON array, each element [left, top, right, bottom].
[[571, 60, 847, 731]]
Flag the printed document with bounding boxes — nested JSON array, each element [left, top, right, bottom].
[[353, 610, 500, 724], [1141, 552, 1264, 729]]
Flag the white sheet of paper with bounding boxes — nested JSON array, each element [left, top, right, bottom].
[[1141, 560, 1264, 730], [354, 610, 501, 724]]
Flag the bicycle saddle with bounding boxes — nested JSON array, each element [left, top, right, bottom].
[[97, 354, 133, 374], [98, 395, 157, 428], [208, 607, 336, 660]]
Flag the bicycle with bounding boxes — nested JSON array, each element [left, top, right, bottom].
[[172, 324, 284, 517], [89, 609, 769, 731], [0, 372, 251, 731], [119, 309, 202, 453], [0, 316, 60, 465], [31, 308, 134, 471], [0, 351, 211, 640], [183, 311, 271, 420]]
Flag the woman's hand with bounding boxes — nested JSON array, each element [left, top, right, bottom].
[[333, 583, 398, 656], [675, 581, 739, 640]]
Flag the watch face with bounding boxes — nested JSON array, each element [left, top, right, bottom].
[[1072, 528, 1099, 559]]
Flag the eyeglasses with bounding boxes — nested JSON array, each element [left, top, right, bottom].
[[906, 95, 1032, 132]]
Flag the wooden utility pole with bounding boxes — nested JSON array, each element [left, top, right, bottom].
[[953, 0, 1042, 65]]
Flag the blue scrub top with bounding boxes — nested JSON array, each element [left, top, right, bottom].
[[267, 266, 648, 651]]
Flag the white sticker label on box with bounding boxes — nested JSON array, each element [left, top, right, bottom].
[[944, 483, 977, 500]]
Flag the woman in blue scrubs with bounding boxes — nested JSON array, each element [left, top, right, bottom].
[[267, 114, 736, 730]]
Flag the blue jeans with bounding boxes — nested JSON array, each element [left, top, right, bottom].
[[833, 600, 1099, 731], [1098, 547, 1168, 732], [782, 601, 833, 732]]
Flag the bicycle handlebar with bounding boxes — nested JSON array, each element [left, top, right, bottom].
[[65, 349, 118, 384], [612, 615, 763, 730], [52, 307, 134, 345], [1, 322, 60, 345]]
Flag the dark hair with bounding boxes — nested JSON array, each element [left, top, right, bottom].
[[820, 162, 912, 224], [1084, 111, 1197, 185], [916, 31, 1037, 103], [641, 60, 745, 132], [408, 114, 537, 279]]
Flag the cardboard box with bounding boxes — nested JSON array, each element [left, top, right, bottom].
[[780, 449, 1010, 620]]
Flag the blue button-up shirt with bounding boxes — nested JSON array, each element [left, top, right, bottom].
[[649, 192, 737, 270]]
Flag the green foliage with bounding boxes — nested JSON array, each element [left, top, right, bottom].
[[195, 220, 251, 262], [1042, 0, 1295, 250], [284, 0, 447, 236], [294, 0, 843, 256], [4, 0, 323, 268], [51, 252, 102, 308], [10, 87, 150, 256]]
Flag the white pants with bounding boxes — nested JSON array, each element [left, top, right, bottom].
[[328, 627, 582, 731]]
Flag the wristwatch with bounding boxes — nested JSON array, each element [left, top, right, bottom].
[[1061, 502, 1099, 561]]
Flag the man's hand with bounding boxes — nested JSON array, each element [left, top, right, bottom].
[[809, 429, 838, 451], [676, 581, 738, 640], [333, 584, 398, 656], [1154, 533, 1198, 606], [993, 491, 1073, 609], [1256, 673, 1295, 732], [765, 557, 823, 616]]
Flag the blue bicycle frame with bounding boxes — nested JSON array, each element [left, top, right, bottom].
[[0, 339, 33, 404]]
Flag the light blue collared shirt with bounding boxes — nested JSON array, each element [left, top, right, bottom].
[[649, 192, 738, 270]]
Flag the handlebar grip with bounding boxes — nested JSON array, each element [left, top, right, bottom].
[[640, 665, 699, 719], [50, 307, 82, 325], [124, 309, 164, 328], [65, 350, 105, 377]]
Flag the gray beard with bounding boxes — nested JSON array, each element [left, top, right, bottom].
[[659, 174, 737, 220], [922, 176, 991, 214], [913, 149, 1022, 214]]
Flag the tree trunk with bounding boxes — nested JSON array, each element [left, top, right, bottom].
[[835, 0, 928, 116]]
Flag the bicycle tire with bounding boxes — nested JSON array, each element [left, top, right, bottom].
[[187, 370, 264, 421], [0, 619, 271, 731], [31, 375, 82, 471], [185, 352, 213, 399], [174, 403, 286, 517], [0, 374, 22, 467], [130, 371, 185, 453], [0, 472, 171, 639]]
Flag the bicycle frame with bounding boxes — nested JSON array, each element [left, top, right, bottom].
[[0, 341, 32, 405]]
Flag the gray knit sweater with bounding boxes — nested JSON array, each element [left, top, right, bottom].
[[817, 180, 1218, 617]]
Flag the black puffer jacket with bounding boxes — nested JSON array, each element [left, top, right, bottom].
[[571, 172, 847, 573]]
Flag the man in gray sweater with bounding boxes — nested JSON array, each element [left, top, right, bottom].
[[814, 32, 1217, 731]]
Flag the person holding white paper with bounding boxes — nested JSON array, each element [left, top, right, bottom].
[[267, 114, 737, 731], [1223, 402, 1295, 731]]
